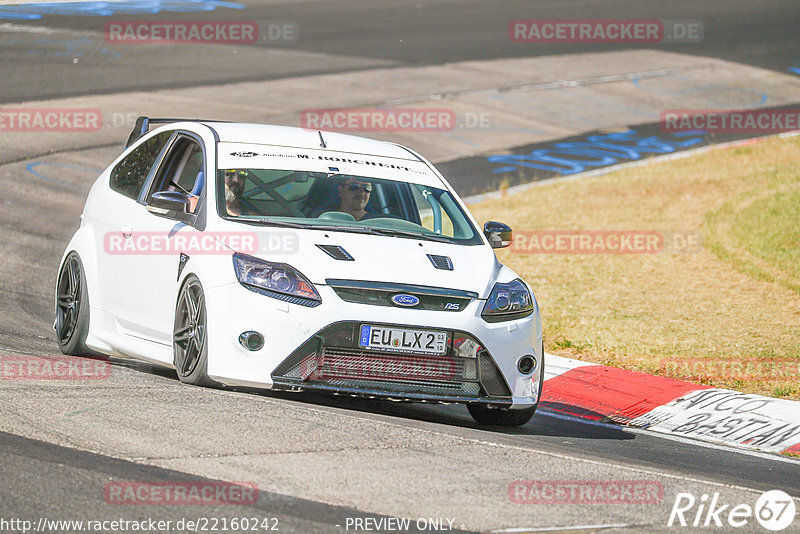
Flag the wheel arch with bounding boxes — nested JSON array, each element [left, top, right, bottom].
[[55, 226, 102, 321]]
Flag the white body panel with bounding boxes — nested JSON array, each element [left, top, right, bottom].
[[57, 121, 544, 409]]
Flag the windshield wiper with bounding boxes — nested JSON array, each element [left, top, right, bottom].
[[310, 225, 446, 241], [240, 222, 376, 235], [367, 227, 451, 242], [231, 219, 450, 242], [311, 225, 377, 235], [234, 217, 310, 229]]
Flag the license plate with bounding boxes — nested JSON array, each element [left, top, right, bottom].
[[359, 325, 447, 355]]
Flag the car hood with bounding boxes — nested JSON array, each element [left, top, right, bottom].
[[219, 224, 500, 298]]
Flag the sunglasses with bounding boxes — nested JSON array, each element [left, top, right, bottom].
[[225, 171, 247, 180], [345, 183, 372, 193]]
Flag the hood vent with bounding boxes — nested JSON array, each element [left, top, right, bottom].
[[427, 254, 453, 271], [316, 244, 354, 261]]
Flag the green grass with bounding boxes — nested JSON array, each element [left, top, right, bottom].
[[773, 384, 800, 398], [468, 135, 800, 398], [706, 187, 800, 294]]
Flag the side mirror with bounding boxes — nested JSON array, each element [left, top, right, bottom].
[[484, 221, 512, 249], [147, 191, 194, 223]]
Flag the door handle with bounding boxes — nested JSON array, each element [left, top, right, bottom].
[[120, 224, 133, 239]]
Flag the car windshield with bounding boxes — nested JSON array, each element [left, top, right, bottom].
[[217, 168, 482, 245]]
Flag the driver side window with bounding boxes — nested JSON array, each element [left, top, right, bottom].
[[148, 135, 205, 214], [110, 131, 171, 201]]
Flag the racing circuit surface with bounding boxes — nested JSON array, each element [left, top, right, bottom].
[[1, 1, 800, 533]]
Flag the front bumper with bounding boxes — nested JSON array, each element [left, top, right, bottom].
[[203, 281, 543, 406], [270, 321, 514, 405]]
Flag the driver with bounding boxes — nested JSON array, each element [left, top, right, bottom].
[[334, 177, 372, 220], [224, 169, 247, 216]]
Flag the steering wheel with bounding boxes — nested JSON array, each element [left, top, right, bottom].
[[317, 211, 356, 222]]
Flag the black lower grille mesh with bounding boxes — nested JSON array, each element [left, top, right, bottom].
[[479, 351, 512, 396], [272, 322, 509, 400], [290, 347, 479, 396], [318, 347, 466, 384]]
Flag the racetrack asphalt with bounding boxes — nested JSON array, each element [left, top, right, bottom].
[[1, 1, 799, 532], [1, 0, 799, 103]]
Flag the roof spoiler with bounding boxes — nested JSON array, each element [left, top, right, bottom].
[[125, 116, 229, 147]]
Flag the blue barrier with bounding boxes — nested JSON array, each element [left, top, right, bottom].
[[488, 129, 706, 175], [0, 1, 245, 20]]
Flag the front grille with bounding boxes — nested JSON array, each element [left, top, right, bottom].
[[326, 280, 476, 312], [316, 347, 482, 396], [319, 347, 465, 384], [282, 346, 479, 396], [331, 287, 470, 311], [271, 322, 509, 401]]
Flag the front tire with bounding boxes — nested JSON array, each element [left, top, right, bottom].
[[173, 276, 215, 386], [55, 252, 91, 355]]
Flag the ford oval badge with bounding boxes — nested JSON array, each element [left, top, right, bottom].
[[391, 294, 420, 307]]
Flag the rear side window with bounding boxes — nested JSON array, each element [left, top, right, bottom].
[[110, 131, 171, 200]]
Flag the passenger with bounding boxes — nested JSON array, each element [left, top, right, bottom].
[[224, 169, 247, 216]]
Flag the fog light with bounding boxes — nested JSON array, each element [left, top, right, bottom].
[[517, 355, 536, 375], [239, 331, 264, 351]]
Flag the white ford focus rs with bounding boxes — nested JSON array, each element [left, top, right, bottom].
[[55, 117, 544, 426]]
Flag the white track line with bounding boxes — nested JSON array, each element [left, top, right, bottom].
[[490, 524, 631, 533], [182, 386, 797, 498], [538, 409, 800, 466], [0, 22, 61, 33]]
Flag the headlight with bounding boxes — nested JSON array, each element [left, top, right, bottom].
[[233, 253, 321, 307], [481, 279, 534, 322]]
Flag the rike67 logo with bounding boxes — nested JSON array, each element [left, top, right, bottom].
[[668, 490, 796, 531]]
